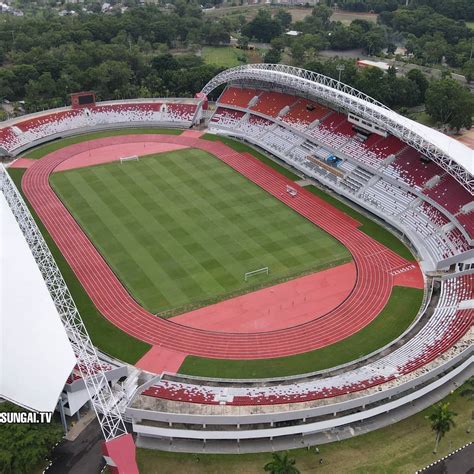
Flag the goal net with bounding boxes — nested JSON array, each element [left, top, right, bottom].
[[120, 155, 139, 164], [244, 267, 269, 281]]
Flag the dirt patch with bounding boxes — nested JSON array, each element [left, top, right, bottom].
[[456, 128, 474, 149], [331, 10, 378, 25]]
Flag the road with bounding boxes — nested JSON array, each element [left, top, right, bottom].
[[46, 419, 105, 474], [319, 49, 473, 91], [422, 442, 474, 474]]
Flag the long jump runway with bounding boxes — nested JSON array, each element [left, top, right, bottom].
[[22, 134, 423, 360]]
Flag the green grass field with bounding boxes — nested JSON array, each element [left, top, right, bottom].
[[466, 21, 474, 30], [135, 378, 473, 473], [201, 46, 247, 68], [51, 148, 350, 316], [24, 128, 182, 159], [179, 286, 423, 378]]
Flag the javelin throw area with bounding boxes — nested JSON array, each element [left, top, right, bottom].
[[21, 134, 423, 373]]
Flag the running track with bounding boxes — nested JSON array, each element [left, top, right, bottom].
[[22, 134, 420, 359]]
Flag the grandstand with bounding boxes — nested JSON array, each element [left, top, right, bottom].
[[0, 98, 202, 155], [0, 64, 472, 463]]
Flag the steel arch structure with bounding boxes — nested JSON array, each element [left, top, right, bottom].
[[201, 63, 473, 194], [0, 164, 127, 443]]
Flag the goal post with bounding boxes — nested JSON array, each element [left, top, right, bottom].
[[244, 267, 269, 282], [120, 155, 139, 164], [286, 185, 298, 197]]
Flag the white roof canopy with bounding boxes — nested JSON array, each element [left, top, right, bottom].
[[0, 191, 76, 412]]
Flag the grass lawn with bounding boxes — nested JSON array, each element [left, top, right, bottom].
[[330, 10, 378, 25], [23, 128, 183, 159], [466, 21, 474, 30], [7, 168, 151, 364], [51, 148, 350, 316], [202, 133, 301, 180], [409, 111, 437, 127], [135, 379, 473, 473], [201, 46, 246, 68], [179, 286, 423, 378]]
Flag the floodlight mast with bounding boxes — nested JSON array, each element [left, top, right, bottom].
[[0, 165, 127, 442]]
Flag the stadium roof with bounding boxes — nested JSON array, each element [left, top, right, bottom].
[[0, 190, 76, 412], [348, 91, 473, 175], [202, 64, 473, 192]]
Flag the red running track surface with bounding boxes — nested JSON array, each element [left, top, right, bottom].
[[135, 345, 187, 374], [22, 134, 418, 359], [54, 142, 188, 172], [171, 262, 357, 333], [9, 157, 37, 169]]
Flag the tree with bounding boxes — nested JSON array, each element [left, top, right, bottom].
[[152, 53, 179, 72], [461, 377, 474, 434], [406, 69, 429, 102], [87, 60, 134, 99], [241, 10, 283, 43], [290, 40, 305, 66], [270, 36, 286, 53], [328, 25, 360, 50], [460, 377, 474, 401], [426, 403, 457, 454], [237, 36, 250, 50], [462, 59, 474, 83], [203, 22, 230, 46], [425, 78, 474, 131], [275, 10, 292, 30], [362, 27, 386, 55], [422, 33, 448, 64], [264, 47, 282, 64], [0, 402, 63, 474], [25, 72, 58, 110], [290, 34, 328, 65], [0, 69, 15, 101], [311, 5, 332, 27], [264, 452, 300, 474]]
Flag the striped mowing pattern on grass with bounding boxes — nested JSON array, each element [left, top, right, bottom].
[[50, 148, 350, 315]]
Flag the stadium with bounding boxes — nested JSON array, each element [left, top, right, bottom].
[[0, 64, 473, 473]]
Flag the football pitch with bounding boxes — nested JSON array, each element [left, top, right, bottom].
[[50, 148, 351, 316]]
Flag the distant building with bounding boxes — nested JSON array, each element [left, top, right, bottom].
[[357, 60, 396, 73], [0, 1, 23, 15], [274, 0, 319, 4], [394, 47, 407, 56]]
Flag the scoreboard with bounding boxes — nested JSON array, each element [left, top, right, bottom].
[[70, 92, 96, 109]]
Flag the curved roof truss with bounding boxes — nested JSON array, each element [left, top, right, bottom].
[[202, 64, 473, 194]]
